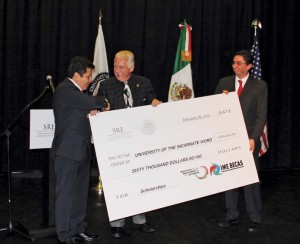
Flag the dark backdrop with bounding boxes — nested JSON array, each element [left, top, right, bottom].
[[1, 0, 299, 172]]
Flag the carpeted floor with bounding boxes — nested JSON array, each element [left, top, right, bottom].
[[0, 169, 299, 244]]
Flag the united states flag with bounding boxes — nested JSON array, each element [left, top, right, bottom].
[[250, 35, 269, 156], [250, 36, 262, 79]]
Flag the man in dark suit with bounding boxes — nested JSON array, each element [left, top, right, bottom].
[[50, 56, 109, 243], [97, 50, 161, 238], [215, 50, 268, 232]]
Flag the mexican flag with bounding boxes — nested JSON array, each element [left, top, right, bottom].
[[168, 20, 194, 101]]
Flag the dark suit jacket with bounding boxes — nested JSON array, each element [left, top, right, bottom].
[[215, 75, 268, 144], [98, 74, 157, 110], [50, 78, 107, 161]]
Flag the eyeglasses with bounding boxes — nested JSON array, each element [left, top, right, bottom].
[[232, 61, 247, 65]]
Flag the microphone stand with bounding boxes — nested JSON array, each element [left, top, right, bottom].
[[0, 85, 51, 242]]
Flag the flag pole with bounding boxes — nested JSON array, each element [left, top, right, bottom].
[[97, 9, 102, 194], [250, 19, 269, 157], [98, 10, 102, 26], [251, 19, 262, 36], [94, 9, 109, 194]]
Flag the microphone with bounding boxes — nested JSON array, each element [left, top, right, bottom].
[[46, 75, 55, 93]]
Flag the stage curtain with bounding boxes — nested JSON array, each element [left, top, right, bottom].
[[0, 0, 299, 172]]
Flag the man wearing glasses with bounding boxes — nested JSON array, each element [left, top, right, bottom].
[[215, 50, 268, 233]]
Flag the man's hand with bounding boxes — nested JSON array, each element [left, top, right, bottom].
[[249, 139, 255, 153], [103, 99, 110, 111], [151, 99, 162, 107], [88, 110, 99, 118], [223, 90, 229, 95]]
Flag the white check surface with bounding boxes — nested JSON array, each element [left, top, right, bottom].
[[90, 93, 259, 221]]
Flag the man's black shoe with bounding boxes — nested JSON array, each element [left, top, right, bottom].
[[133, 223, 156, 233], [111, 227, 130, 238], [218, 218, 239, 227], [72, 232, 100, 242], [248, 221, 259, 232]]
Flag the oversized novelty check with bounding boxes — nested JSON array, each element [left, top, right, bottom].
[[90, 92, 259, 221]]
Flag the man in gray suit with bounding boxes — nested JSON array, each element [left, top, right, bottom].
[[50, 56, 109, 243], [215, 50, 268, 232]]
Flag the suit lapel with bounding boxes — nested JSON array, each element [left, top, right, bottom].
[[229, 77, 235, 92], [240, 76, 254, 96], [128, 75, 139, 106]]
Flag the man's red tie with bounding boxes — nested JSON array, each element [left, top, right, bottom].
[[237, 80, 243, 96]]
